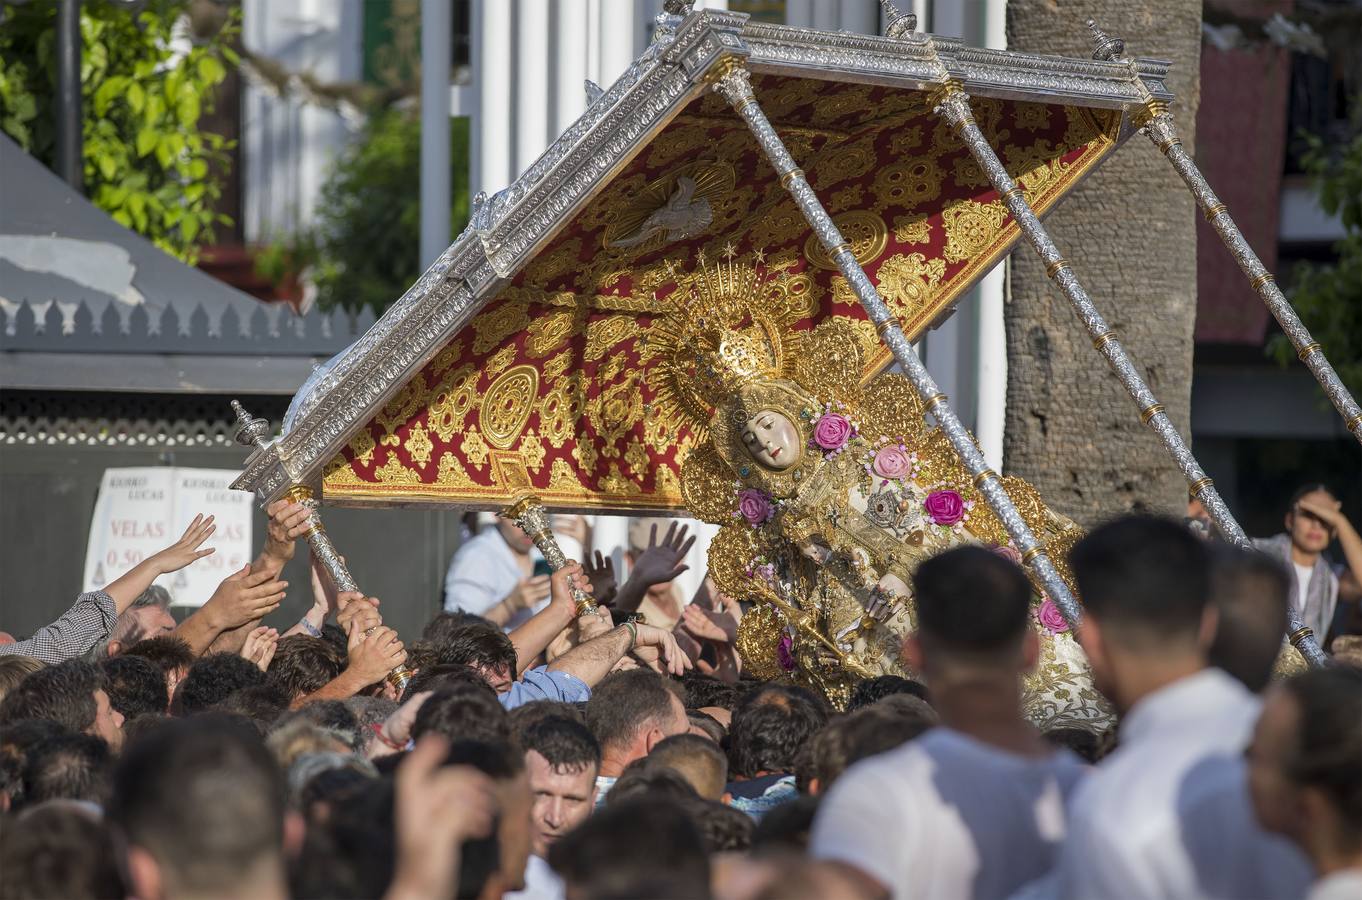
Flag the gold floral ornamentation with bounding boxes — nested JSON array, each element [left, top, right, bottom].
[[460, 427, 491, 471], [429, 338, 465, 376], [572, 437, 600, 474], [1014, 101, 1052, 133], [546, 458, 582, 494], [525, 310, 577, 359], [828, 184, 865, 213], [871, 156, 945, 213], [876, 252, 946, 321], [624, 437, 650, 478], [486, 344, 518, 377], [748, 201, 809, 252], [810, 135, 877, 190], [574, 172, 647, 233], [654, 464, 683, 497], [889, 125, 923, 155], [539, 373, 587, 448], [349, 429, 377, 466], [588, 375, 644, 456], [584, 315, 640, 363], [428, 365, 480, 442], [404, 421, 434, 469], [892, 214, 931, 244], [768, 270, 822, 320], [709, 185, 759, 234], [374, 454, 422, 485], [810, 83, 873, 126], [523, 236, 583, 287], [376, 380, 423, 439], [471, 301, 531, 355], [542, 349, 573, 382], [645, 121, 716, 171], [803, 210, 889, 272], [941, 199, 1009, 264], [680, 445, 738, 525], [952, 155, 991, 190], [707, 525, 762, 600], [736, 603, 786, 682], [518, 429, 547, 474], [601, 462, 643, 493], [793, 319, 866, 411], [480, 365, 539, 450], [857, 373, 927, 444], [436, 451, 477, 489]]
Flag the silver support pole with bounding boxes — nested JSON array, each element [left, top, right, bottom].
[[709, 62, 1084, 628], [420, 0, 453, 269], [930, 83, 1327, 667], [1085, 21, 1362, 447]]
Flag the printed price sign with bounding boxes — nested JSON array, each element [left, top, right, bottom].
[[82, 468, 254, 607]]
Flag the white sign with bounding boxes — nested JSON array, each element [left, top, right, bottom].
[[83, 468, 254, 607]]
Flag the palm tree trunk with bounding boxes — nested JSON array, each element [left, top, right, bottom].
[[1003, 1, 1203, 524]]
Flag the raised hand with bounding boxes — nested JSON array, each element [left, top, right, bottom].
[[337, 594, 382, 636], [1297, 497, 1347, 531], [239, 625, 279, 672], [505, 575, 552, 615], [548, 563, 593, 615], [373, 690, 434, 755], [583, 550, 618, 605], [148, 514, 217, 574], [347, 621, 407, 688], [682, 603, 736, 644], [261, 500, 311, 565], [632, 623, 693, 676], [203, 565, 287, 630], [629, 522, 695, 588]]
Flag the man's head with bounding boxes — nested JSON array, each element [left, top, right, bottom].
[[548, 797, 709, 900], [412, 683, 512, 745], [101, 655, 170, 723], [402, 662, 491, 702], [521, 715, 601, 857], [585, 669, 689, 774], [444, 739, 532, 897], [496, 518, 536, 555], [121, 636, 196, 706], [846, 674, 930, 711], [1069, 515, 1213, 707], [907, 545, 1037, 679], [0, 802, 125, 898], [645, 733, 729, 801], [798, 703, 935, 795], [264, 635, 345, 703], [1284, 484, 1339, 556], [0, 659, 124, 750], [1207, 545, 1291, 694], [728, 683, 828, 780], [20, 732, 113, 808], [1248, 667, 1362, 853], [98, 587, 176, 660], [173, 653, 265, 717], [109, 716, 289, 900], [0, 655, 44, 703], [428, 620, 518, 694]]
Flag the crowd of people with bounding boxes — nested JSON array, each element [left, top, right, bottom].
[[0, 485, 1360, 900]]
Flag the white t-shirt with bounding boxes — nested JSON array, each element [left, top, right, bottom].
[[505, 854, 564, 900], [1293, 562, 1315, 614], [1309, 869, 1362, 900], [810, 728, 1087, 900], [443, 528, 546, 629]]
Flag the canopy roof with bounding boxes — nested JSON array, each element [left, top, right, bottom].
[[235, 10, 1173, 512]]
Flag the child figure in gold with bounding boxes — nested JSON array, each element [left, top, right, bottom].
[[651, 251, 1107, 728]]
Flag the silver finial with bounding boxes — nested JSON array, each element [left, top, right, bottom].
[[879, 0, 916, 39], [230, 400, 271, 449], [1087, 19, 1126, 61], [584, 79, 603, 103], [662, 0, 695, 16]]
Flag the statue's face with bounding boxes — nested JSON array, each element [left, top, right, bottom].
[[741, 409, 801, 471]]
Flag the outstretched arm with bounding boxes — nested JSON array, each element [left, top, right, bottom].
[[104, 514, 218, 614], [507, 564, 595, 674], [614, 522, 694, 613], [547, 621, 691, 688]]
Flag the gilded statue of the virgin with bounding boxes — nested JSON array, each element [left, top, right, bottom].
[[649, 249, 1109, 729]]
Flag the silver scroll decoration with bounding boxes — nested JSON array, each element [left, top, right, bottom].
[[708, 62, 1086, 630], [1085, 20, 1362, 447], [928, 82, 1328, 667], [501, 495, 598, 617], [231, 401, 414, 692]]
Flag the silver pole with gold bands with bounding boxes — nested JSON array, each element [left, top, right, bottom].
[[1087, 20, 1362, 447], [231, 401, 414, 692], [927, 82, 1327, 667], [707, 60, 1084, 629]]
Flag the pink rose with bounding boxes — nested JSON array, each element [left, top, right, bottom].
[[813, 413, 852, 451], [1037, 598, 1070, 635], [924, 489, 965, 526], [991, 544, 1023, 566], [738, 488, 773, 526], [777, 633, 796, 672], [872, 445, 912, 480]]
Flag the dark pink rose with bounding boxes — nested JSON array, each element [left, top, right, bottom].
[[991, 544, 1023, 566], [812, 413, 852, 451], [738, 488, 772, 526], [1037, 598, 1070, 635], [777, 633, 796, 672], [872, 445, 912, 480], [924, 489, 965, 526]]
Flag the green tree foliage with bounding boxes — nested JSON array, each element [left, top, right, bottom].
[[0, 0, 237, 263], [256, 108, 470, 315], [1270, 133, 1362, 401]]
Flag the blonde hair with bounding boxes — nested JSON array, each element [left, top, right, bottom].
[[0, 655, 45, 702]]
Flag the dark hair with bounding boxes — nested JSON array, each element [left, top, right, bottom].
[[508, 699, 585, 741], [687, 710, 726, 743], [1, 718, 71, 809], [290, 777, 394, 899], [647, 732, 729, 798], [1069, 515, 1210, 647], [121, 635, 195, 674], [1287, 483, 1336, 512], [797, 705, 932, 793], [728, 683, 828, 780], [549, 797, 709, 899], [914, 545, 1033, 653], [218, 685, 290, 733], [608, 763, 701, 806], [102, 655, 169, 721], [1207, 545, 1290, 693], [319, 623, 349, 658], [846, 675, 931, 711], [586, 669, 685, 753], [685, 798, 753, 852], [266, 635, 345, 701], [0, 803, 125, 899], [109, 716, 286, 894], [174, 653, 266, 716], [752, 794, 821, 852], [1282, 667, 1362, 837], [427, 619, 517, 681], [680, 672, 740, 711], [272, 700, 363, 752], [401, 662, 490, 703], [522, 715, 600, 773], [0, 659, 104, 733], [412, 683, 510, 744], [1042, 727, 1104, 764], [442, 740, 524, 900], [20, 732, 112, 808], [344, 695, 399, 733]]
